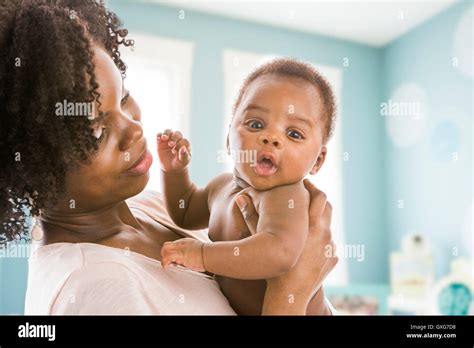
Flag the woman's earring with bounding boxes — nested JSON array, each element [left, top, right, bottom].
[[31, 218, 43, 242], [226, 136, 231, 155]]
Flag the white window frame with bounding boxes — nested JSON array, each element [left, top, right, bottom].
[[120, 33, 194, 192]]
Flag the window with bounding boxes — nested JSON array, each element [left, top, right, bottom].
[[120, 33, 194, 192], [223, 49, 347, 285]]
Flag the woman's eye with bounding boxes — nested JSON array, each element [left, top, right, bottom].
[[247, 120, 264, 129], [93, 126, 108, 141], [288, 130, 303, 139], [121, 92, 130, 106]]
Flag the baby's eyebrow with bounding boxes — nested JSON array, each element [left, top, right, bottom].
[[289, 114, 314, 128], [244, 104, 269, 113]]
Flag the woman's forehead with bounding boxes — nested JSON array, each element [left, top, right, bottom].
[[92, 45, 123, 104]]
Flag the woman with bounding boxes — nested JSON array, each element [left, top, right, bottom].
[[0, 0, 337, 315]]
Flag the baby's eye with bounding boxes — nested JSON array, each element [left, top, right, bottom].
[[288, 130, 303, 139], [247, 120, 264, 130]]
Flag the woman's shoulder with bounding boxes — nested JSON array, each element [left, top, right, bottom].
[[25, 242, 83, 314], [128, 190, 211, 242], [126, 189, 174, 225], [127, 189, 165, 211]]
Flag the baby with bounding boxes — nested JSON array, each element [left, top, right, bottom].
[[158, 58, 336, 315]]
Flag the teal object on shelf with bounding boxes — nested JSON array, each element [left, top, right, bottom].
[[438, 283, 472, 316]]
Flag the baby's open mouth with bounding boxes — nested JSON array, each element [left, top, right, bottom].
[[254, 153, 278, 176]]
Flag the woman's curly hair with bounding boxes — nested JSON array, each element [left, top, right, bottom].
[[0, 0, 134, 246]]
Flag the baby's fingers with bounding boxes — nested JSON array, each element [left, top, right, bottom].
[[161, 242, 177, 268], [160, 129, 173, 141], [175, 137, 191, 161], [167, 131, 183, 149], [161, 257, 171, 270], [157, 131, 173, 149], [162, 252, 180, 270], [161, 251, 173, 269], [174, 137, 190, 152], [156, 132, 165, 146], [177, 146, 190, 163], [157, 129, 174, 144]]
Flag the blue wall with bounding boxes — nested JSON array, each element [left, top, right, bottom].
[[0, 256, 3, 312], [0, 256, 28, 314], [0, 238, 26, 313], [383, 1, 472, 278]]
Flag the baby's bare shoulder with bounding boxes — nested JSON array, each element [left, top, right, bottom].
[[249, 181, 309, 211], [205, 172, 234, 200], [206, 172, 233, 190], [263, 181, 308, 199]]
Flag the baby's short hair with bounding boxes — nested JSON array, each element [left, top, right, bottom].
[[232, 58, 336, 143]]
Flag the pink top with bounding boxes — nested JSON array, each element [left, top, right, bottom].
[[25, 242, 236, 315], [25, 191, 236, 315]]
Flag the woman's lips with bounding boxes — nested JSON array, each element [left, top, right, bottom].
[[123, 149, 153, 176]]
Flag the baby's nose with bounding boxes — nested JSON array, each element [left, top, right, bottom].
[[258, 134, 281, 148]]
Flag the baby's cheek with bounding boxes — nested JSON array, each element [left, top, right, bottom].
[[282, 155, 310, 180], [229, 126, 246, 148], [238, 128, 261, 149]]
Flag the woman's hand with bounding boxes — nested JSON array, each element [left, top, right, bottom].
[[235, 179, 338, 315]]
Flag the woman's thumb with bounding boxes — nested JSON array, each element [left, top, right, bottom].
[[235, 194, 258, 235]]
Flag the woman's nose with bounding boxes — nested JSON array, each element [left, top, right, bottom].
[[118, 116, 144, 152], [258, 133, 282, 148]]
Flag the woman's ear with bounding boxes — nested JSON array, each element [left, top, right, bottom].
[[310, 146, 327, 175]]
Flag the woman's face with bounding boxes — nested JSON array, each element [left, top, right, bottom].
[[61, 45, 152, 213]]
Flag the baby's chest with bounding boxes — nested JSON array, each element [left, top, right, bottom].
[[208, 190, 256, 242]]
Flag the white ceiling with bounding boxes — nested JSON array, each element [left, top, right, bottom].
[[150, 0, 457, 46]]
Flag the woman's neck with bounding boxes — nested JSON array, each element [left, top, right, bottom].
[[39, 200, 141, 245]]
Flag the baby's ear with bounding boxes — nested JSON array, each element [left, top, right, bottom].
[[310, 146, 327, 175]]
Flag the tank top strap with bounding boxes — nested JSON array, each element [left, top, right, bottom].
[[127, 190, 211, 243]]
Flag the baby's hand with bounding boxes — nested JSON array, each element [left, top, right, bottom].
[[161, 238, 206, 272], [157, 129, 191, 173]]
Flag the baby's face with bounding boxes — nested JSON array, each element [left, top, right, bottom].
[[228, 75, 327, 190]]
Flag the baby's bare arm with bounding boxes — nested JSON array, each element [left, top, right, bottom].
[[161, 171, 231, 230], [203, 182, 310, 279], [158, 130, 230, 230], [160, 169, 205, 229]]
